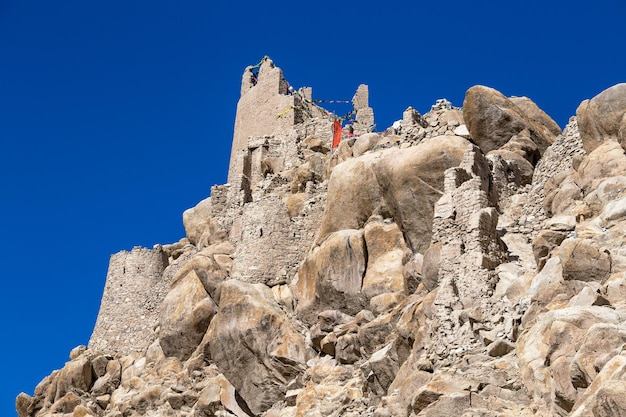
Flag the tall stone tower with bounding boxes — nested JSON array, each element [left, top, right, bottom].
[[227, 57, 304, 184]]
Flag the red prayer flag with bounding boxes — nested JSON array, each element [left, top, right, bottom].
[[332, 120, 342, 149]]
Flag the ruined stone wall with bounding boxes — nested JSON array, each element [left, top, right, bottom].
[[88, 246, 169, 354], [229, 189, 326, 286], [429, 146, 508, 358], [228, 58, 301, 183]]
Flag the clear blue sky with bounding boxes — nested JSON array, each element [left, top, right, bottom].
[[1, 1, 624, 415]]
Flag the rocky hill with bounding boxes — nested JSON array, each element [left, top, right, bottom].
[[16, 57, 626, 417]]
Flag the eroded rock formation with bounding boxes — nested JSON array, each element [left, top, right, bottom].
[[17, 58, 626, 417]]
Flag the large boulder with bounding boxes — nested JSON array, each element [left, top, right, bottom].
[[374, 135, 471, 252], [559, 238, 611, 283], [571, 355, 626, 417], [315, 152, 383, 244], [577, 140, 626, 193], [316, 136, 471, 252], [295, 229, 367, 324], [576, 83, 626, 153], [182, 197, 213, 247], [517, 306, 626, 415], [158, 261, 218, 361], [463, 85, 558, 155], [205, 280, 312, 415], [570, 323, 626, 388], [362, 217, 410, 299]]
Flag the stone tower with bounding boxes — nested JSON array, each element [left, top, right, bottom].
[[228, 57, 304, 184]]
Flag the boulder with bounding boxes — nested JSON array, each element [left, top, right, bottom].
[[205, 280, 312, 415], [182, 197, 213, 247], [362, 218, 410, 299], [559, 238, 611, 283], [374, 136, 471, 251], [509, 96, 562, 138], [317, 136, 471, 252], [488, 148, 535, 185], [576, 83, 626, 153], [532, 230, 566, 271], [463, 85, 558, 155], [578, 140, 626, 193], [352, 132, 381, 157], [291, 357, 367, 417], [422, 242, 442, 290], [571, 355, 626, 417], [295, 229, 367, 324], [316, 152, 384, 244], [570, 323, 626, 388], [158, 263, 218, 361], [54, 356, 93, 402], [517, 306, 626, 415]]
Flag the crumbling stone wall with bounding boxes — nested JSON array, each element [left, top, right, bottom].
[[429, 146, 509, 358], [88, 246, 169, 354], [228, 58, 303, 183]]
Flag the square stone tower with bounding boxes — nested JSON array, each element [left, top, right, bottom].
[[228, 57, 303, 183]]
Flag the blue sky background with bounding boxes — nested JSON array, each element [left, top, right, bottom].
[[1, 1, 624, 415]]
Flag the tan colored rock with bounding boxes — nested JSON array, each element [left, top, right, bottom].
[[545, 172, 585, 216], [285, 192, 306, 217], [509, 96, 562, 138], [205, 280, 312, 415], [369, 291, 406, 315], [570, 323, 626, 388], [316, 152, 383, 244], [373, 136, 471, 252], [532, 230, 566, 271], [295, 229, 367, 324], [182, 196, 213, 247], [158, 263, 217, 360], [422, 242, 442, 290], [15, 393, 32, 417], [571, 355, 626, 417], [362, 218, 409, 299], [361, 344, 401, 398], [517, 306, 626, 415], [488, 148, 535, 185], [54, 357, 93, 402], [559, 238, 611, 283], [352, 132, 381, 157], [578, 140, 626, 193], [192, 374, 253, 417], [317, 136, 470, 252], [576, 83, 626, 153], [91, 359, 121, 396], [463, 85, 557, 155], [292, 357, 367, 417], [49, 391, 81, 414], [411, 372, 477, 415]]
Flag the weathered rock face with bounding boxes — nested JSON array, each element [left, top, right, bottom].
[[576, 83, 626, 153], [294, 229, 367, 324], [19, 63, 626, 417], [463, 85, 558, 155], [204, 280, 312, 415], [317, 134, 472, 252]]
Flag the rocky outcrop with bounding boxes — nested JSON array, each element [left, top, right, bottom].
[[18, 62, 626, 417], [576, 83, 626, 153], [463, 85, 559, 155]]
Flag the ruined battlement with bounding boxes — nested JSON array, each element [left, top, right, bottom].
[[228, 57, 303, 183], [88, 246, 170, 354]]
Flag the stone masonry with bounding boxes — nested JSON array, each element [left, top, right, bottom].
[[88, 246, 169, 354], [429, 146, 509, 358], [228, 57, 304, 183]]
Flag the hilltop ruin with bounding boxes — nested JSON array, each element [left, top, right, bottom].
[[17, 58, 626, 417]]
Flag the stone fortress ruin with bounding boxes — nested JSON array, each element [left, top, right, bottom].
[[19, 56, 626, 417]]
